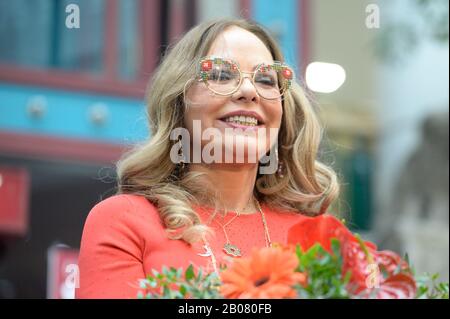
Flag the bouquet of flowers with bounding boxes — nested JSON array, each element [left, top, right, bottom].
[[138, 215, 449, 299]]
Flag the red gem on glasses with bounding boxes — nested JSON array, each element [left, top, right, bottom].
[[201, 60, 212, 71], [282, 68, 293, 79]]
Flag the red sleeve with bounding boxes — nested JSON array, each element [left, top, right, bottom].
[[75, 195, 148, 299]]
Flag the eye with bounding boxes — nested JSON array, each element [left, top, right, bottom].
[[255, 72, 277, 87], [209, 69, 236, 82]]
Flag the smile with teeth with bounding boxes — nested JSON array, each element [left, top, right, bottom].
[[223, 115, 259, 126]]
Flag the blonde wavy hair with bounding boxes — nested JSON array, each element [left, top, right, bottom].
[[117, 18, 339, 244]]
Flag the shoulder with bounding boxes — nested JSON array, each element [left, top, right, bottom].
[[83, 194, 164, 237], [88, 193, 159, 218], [89, 193, 156, 214]]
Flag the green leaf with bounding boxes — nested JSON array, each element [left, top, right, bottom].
[[330, 238, 341, 257], [185, 264, 195, 281]]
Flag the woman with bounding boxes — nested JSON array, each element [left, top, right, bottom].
[[76, 18, 340, 299]]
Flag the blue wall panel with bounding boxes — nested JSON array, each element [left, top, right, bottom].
[[252, 0, 299, 71], [0, 83, 149, 144]]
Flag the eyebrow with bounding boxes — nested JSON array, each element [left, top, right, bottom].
[[243, 61, 272, 70], [234, 60, 272, 71], [205, 55, 274, 70]]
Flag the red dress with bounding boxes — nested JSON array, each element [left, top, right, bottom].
[[75, 194, 342, 299]]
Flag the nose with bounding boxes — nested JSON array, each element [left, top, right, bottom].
[[234, 76, 259, 103]]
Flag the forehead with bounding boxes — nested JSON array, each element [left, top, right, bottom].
[[206, 26, 274, 67]]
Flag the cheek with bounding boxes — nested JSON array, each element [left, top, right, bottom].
[[264, 101, 283, 128], [262, 102, 282, 152], [183, 86, 228, 136]]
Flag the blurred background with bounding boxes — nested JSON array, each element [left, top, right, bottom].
[[0, 0, 448, 298]]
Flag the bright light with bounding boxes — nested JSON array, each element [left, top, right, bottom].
[[305, 62, 346, 93]]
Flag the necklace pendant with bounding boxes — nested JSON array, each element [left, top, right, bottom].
[[198, 244, 212, 257], [223, 243, 242, 257]]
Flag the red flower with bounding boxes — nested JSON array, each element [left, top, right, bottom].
[[220, 246, 307, 299], [376, 250, 410, 275], [371, 274, 417, 299], [287, 214, 359, 251], [287, 214, 416, 299]]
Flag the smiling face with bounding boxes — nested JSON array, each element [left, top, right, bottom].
[[184, 26, 283, 164]]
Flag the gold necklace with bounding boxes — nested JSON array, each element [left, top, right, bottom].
[[214, 195, 255, 257], [200, 198, 271, 274], [217, 211, 242, 257], [255, 198, 272, 248]]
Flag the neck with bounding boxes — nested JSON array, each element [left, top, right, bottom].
[[189, 163, 258, 214]]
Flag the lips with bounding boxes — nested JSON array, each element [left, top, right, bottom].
[[219, 110, 265, 127], [223, 115, 258, 126]]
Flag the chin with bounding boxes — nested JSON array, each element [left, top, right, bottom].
[[221, 139, 268, 164]]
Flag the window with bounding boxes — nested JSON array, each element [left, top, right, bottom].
[[0, 0, 105, 74], [0, 0, 161, 97]]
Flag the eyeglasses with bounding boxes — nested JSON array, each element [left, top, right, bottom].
[[196, 56, 294, 100]]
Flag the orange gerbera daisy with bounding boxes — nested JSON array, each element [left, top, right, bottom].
[[220, 246, 307, 299]]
